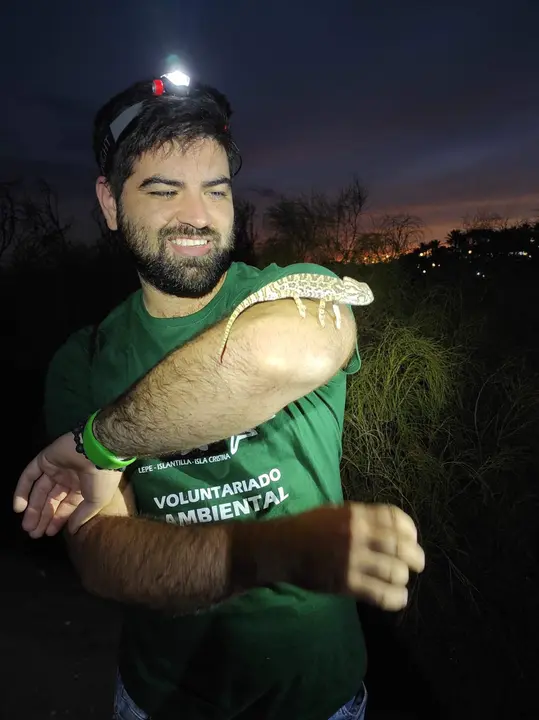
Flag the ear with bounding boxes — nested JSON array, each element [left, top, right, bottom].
[[95, 177, 118, 231]]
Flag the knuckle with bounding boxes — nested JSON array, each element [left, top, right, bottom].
[[380, 588, 405, 611], [380, 503, 398, 525], [350, 505, 370, 539], [390, 560, 409, 586], [374, 531, 399, 556], [376, 587, 396, 610]]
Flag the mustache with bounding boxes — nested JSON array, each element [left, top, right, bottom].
[[160, 225, 220, 241]]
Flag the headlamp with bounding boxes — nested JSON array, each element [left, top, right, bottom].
[[152, 70, 191, 98], [98, 70, 240, 177]]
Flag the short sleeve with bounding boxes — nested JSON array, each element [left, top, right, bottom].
[[44, 327, 96, 441], [342, 341, 361, 375], [254, 262, 362, 376]]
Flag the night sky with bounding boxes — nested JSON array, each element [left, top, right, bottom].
[[2, 0, 539, 241]]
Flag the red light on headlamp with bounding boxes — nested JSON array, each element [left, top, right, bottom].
[[152, 79, 165, 96]]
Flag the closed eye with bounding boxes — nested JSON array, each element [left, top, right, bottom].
[[149, 190, 177, 198], [148, 190, 228, 199]]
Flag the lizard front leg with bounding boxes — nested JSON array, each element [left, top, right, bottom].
[[318, 299, 326, 327], [332, 303, 341, 330], [292, 294, 307, 318]]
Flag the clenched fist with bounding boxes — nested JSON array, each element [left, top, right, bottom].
[[235, 502, 425, 611]]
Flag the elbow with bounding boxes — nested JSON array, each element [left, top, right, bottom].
[[256, 339, 337, 389], [314, 306, 357, 377], [254, 308, 357, 387], [337, 312, 358, 371]]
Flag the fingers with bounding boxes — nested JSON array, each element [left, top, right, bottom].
[[12, 455, 43, 513], [45, 493, 85, 537], [367, 530, 425, 574], [351, 503, 424, 568], [28, 485, 70, 539], [367, 503, 418, 542], [21, 477, 69, 538], [67, 501, 102, 535], [347, 547, 413, 609], [348, 503, 425, 611], [358, 548, 410, 586], [20, 474, 55, 533], [349, 572, 410, 611]]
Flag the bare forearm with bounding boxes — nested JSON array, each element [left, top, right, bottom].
[[66, 514, 297, 613], [93, 302, 348, 458], [67, 515, 232, 612]]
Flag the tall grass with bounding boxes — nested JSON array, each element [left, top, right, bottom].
[[340, 260, 539, 605], [342, 320, 460, 544]]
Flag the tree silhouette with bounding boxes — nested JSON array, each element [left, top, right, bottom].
[[462, 210, 509, 232], [232, 198, 258, 265], [264, 192, 333, 264], [328, 176, 369, 263], [11, 180, 72, 269], [263, 178, 373, 265], [0, 182, 19, 262], [373, 213, 424, 259]]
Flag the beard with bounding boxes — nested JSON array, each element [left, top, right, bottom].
[[116, 206, 235, 299]]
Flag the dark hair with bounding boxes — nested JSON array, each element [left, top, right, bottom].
[[92, 79, 241, 199]]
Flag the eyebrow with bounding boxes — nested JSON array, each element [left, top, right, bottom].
[[138, 174, 232, 190]]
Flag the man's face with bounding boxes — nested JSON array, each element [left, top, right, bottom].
[[107, 138, 235, 298]]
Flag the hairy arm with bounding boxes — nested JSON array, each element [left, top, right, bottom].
[[66, 479, 347, 613], [93, 298, 357, 459], [66, 299, 356, 611], [66, 481, 236, 613]]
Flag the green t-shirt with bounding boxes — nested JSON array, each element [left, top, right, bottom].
[[44, 261, 367, 720]]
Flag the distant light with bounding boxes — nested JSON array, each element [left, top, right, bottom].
[[422, 269, 426, 274], [468, 249, 473, 254], [419, 252, 424, 257], [432, 262, 436, 267], [163, 70, 190, 87]]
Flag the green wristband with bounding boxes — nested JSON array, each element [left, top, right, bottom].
[[82, 410, 137, 471]]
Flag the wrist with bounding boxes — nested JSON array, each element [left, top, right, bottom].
[[77, 411, 137, 471], [91, 410, 113, 450], [72, 420, 104, 471], [93, 408, 141, 459], [229, 518, 295, 590]]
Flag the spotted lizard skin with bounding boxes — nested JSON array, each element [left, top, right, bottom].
[[218, 272, 374, 361]]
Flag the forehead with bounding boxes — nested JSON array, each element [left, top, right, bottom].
[[132, 138, 230, 181]]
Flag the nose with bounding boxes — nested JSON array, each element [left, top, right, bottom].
[[174, 189, 211, 229]]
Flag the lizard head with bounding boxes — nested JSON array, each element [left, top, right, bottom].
[[342, 276, 375, 306]]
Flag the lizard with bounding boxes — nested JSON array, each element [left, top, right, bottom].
[[218, 272, 374, 362]]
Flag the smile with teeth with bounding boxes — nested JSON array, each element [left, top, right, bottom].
[[170, 238, 210, 247]]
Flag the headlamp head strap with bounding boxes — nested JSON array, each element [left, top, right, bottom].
[[98, 74, 238, 177]]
